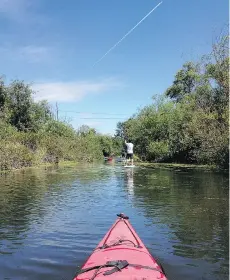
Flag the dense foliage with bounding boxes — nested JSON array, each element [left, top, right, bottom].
[[0, 79, 121, 170], [116, 35, 229, 168]]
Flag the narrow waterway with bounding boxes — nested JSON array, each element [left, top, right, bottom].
[[0, 163, 228, 280]]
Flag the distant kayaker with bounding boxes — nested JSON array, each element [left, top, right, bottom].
[[125, 139, 134, 165], [103, 149, 109, 157]]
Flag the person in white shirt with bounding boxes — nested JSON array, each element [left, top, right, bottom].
[[125, 139, 134, 166]]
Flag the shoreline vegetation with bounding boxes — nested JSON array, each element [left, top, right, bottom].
[[116, 34, 229, 171], [0, 34, 229, 172], [137, 162, 224, 172], [0, 160, 222, 175]]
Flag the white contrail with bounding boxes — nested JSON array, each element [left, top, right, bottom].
[[92, 1, 163, 67]]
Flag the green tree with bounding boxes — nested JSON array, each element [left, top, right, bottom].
[[7, 80, 35, 131], [165, 62, 200, 102], [30, 100, 52, 132], [115, 34, 229, 168], [43, 119, 76, 138], [0, 77, 7, 110]]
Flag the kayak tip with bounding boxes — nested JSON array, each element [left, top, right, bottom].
[[117, 213, 129, 219]]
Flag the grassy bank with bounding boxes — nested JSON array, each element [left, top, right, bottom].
[[137, 162, 218, 171], [0, 160, 78, 174], [0, 130, 121, 171]]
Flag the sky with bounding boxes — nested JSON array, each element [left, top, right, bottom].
[[0, 0, 228, 135]]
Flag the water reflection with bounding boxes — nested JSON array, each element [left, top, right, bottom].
[[127, 168, 229, 279], [125, 168, 134, 196]]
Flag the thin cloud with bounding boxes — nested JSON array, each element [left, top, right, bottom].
[[32, 79, 120, 103], [0, 0, 46, 25], [0, 44, 52, 63], [0, 0, 31, 21], [19, 45, 50, 62]]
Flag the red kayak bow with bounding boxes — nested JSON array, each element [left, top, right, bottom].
[[73, 213, 168, 280]]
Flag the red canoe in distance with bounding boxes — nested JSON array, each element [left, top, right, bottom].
[[104, 157, 113, 162], [73, 213, 168, 280]]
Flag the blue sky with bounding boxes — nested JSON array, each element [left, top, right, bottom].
[[0, 0, 228, 135]]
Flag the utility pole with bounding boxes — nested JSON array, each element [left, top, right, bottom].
[[56, 102, 59, 121]]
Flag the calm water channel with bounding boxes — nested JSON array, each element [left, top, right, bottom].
[[0, 163, 228, 280]]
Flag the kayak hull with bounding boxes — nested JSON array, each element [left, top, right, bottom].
[[104, 157, 113, 162], [73, 214, 167, 280]]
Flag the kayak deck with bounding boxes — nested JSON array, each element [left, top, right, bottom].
[[73, 214, 167, 280]]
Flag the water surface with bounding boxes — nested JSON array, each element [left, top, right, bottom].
[[0, 163, 228, 280]]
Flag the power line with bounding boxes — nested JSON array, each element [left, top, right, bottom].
[[79, 117, 126, 120], [58, 110, 128, 116], [56, 102, 59, 121]]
